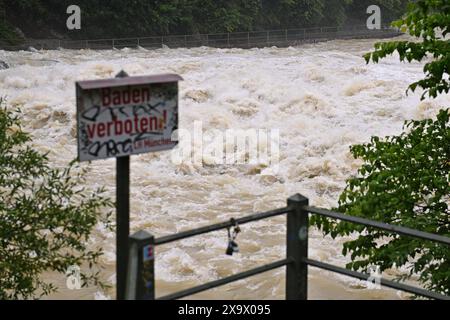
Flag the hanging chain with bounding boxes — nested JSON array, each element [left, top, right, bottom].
[[226, 218, 241, 256]]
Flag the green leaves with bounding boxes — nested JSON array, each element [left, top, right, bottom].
[[365, 0, 450, 100], [2, 0, 409, 40], [322, 1, 450, 296], [312, 109, 450, 296], [0, 98, 113, 299]]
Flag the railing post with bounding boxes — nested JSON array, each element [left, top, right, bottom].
[[286, 194, 309, 300], [126, 230, 155, 300]]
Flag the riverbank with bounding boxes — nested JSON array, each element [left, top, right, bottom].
[[0, 25, 401, 51]]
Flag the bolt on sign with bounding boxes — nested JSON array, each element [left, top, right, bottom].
[[76, 74, 182, 161]]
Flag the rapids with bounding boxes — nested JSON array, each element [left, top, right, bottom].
[[1, 36, 447, 299]]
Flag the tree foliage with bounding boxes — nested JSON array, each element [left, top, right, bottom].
[[0, 99, 113, 299], [312, 110, 450, 295], [0, 0, 408, 40], [313, 0, 450, 296], [364, 0, 450, 99]]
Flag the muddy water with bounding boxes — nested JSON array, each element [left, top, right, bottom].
[[1, 37, 447, 300]]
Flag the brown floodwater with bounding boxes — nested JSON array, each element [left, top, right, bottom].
[[1, 36, 446, 299]]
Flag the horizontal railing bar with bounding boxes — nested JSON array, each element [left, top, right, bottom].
[[157, 259, 291, 300], [305, 258, 449, 300], [155, 207, 291, 245], [1, 28, 400, 50], [304, 206, 450, 246], [0, 24, 398, 46]]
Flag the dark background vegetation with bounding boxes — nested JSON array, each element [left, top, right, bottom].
[[0, 0, 408, 41]]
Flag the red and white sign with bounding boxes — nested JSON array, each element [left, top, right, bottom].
[[143, 245, 154, 261], [76, 74, 182, 161]]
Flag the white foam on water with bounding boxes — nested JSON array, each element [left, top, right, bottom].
[[1, 36, 447, 299]]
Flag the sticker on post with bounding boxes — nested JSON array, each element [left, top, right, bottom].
[[143, 245, 154, 261]]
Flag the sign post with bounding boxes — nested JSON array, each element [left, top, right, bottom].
[[116, 155, 129, 299], [76, 71, 182, 299], [115, 70, 129, 301]]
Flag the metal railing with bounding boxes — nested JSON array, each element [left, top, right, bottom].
[[0, 24, 401, 51], [125, 194, 450, 300]]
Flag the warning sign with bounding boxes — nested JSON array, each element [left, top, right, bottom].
[[76, 74, 182, 161]]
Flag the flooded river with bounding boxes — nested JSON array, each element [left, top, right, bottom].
[[1, 36, 447, 299]]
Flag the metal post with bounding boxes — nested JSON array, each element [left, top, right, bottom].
[[227, 33, 230, 48], [116, 155, 130, 300], [126, 231, 155, 300], [286, 194, 309, 300], [115, 70, 130, 300]]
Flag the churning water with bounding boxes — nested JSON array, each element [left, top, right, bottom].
[[1, 36, 448, 299]]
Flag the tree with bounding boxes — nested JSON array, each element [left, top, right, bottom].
[[1, 0, 409, 40], [312, 0, 450, 296], [0, 99, 113, 299], [364, 0, 449, 99], [346, 0, 409, 25]]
